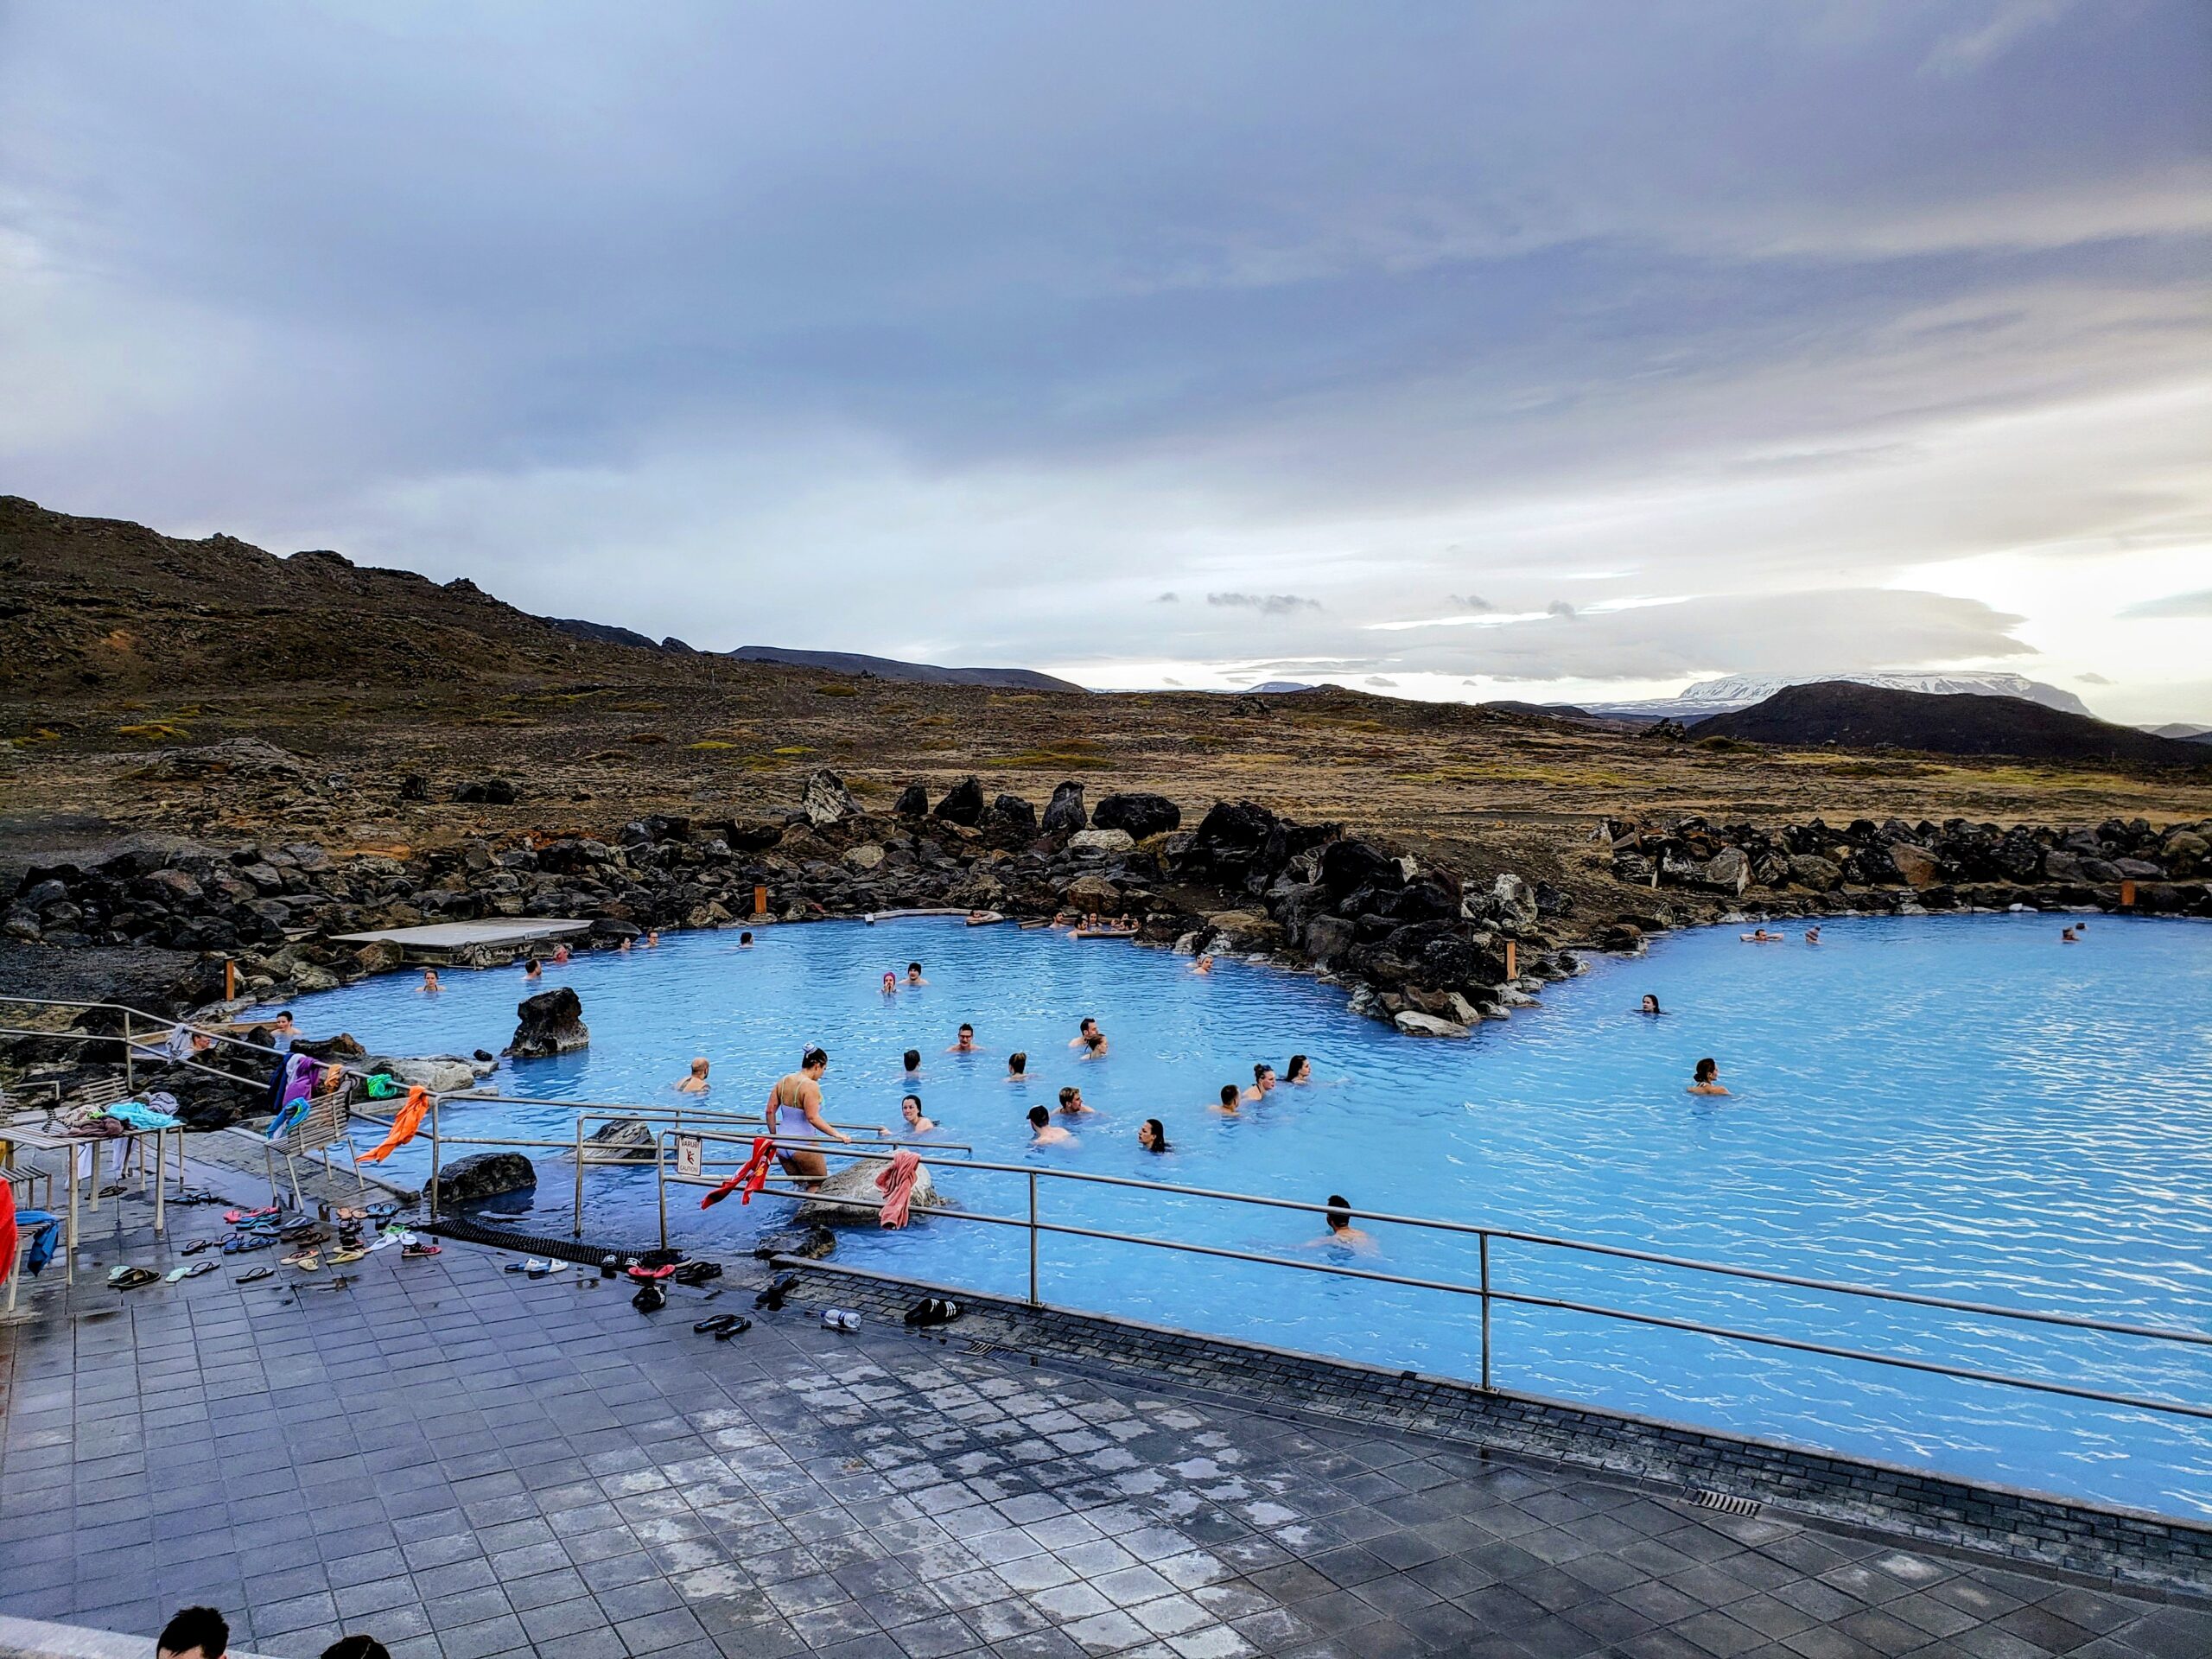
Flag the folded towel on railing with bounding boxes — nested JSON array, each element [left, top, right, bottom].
[[875, 1149, 922, 1230]]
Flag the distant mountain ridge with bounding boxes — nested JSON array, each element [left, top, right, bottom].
[[1590, 671, 2093, 721], [1693, 683, 2209, 766], [728, 645, 1084, 693]]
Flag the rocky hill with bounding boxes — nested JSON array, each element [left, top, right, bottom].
[[1692, 683, 2210, 767], [0, 495, 704, 692], [727, 645, 1084, 692]]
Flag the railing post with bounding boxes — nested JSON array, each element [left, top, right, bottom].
[[1027, 1172, 1040, 1306], [657, 1132, 671, 1252], [427, 1098, 441, 1221], [573, 1116, 585, 1238], [1479, 1232, 1492, 1391], [123, 1008, 134, 1095]]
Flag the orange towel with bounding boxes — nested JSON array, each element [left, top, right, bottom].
[[358, 1086, 431, 1164], [702, 1137, 776, 1208], [874, 1149, 921, 1230]]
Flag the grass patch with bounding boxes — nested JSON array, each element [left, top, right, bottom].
[[627, 732, 670, 745], [114, 722, 189, 741], [996, 750, 1114, 771], [813, 683, 858, 697], [608, 701, 668, 713], [771, 745, 814, 757], [686, 740, 738, 751]]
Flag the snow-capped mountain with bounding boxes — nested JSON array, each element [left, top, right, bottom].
[[1586, 671, 2093, 721]]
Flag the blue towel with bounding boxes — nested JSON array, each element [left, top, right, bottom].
[[18, 1211, 58, 1275]]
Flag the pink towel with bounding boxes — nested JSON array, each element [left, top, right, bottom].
[[874, 1149, 921, 1230]]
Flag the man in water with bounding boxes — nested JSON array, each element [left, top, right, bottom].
[[1027, 1104, 1072, 1146], [1069, 1017, 1103, 1050], [739, 931, 754, 947], [645, 930, 660, 947], [1211, 1084, 1241, 1116], [1688, 1058, 1729, 1096], [1242, 1063, 1276, 1103], [901, 1095, 936, 1134], [903, 1048, 923, 1077], [2062, 926, 2079, 942], [906, 962, 927, 986], [551, 944, 571, 964], [948, 1023, 980, 1053], [1057, 1086, 1096, 1117], [524, 957, 543, 979], [766, 1048, 849, 1180], [676, 1058, 711, 1095], [1739, 929, 1782, 944], [1308, 1196, 1378, 1256]]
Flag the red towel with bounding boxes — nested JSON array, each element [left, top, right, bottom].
[[702, 1137, 776, 1208], [0, 1181, 16, 1292], [874, 1149, 921, 1230]]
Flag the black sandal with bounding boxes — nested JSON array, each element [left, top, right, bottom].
[[753, 1272, 799, 1310], [715, 1317, 753, 1342], [694, 1313, 739, 1335]]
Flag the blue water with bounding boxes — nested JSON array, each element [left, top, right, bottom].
[[278, 913, 2212, 1517]]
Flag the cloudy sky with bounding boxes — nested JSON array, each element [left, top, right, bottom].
[[3, 3, 2209, 720]]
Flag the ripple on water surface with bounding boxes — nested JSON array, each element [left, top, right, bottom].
[[279, 912, 2212, 1517]]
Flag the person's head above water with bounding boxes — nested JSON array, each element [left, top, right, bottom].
[[906, 962, 923, 980], [739, 931, 753, 945], [1007, 1052, 1027, 1076], [1078, 1017, 1097, 1036], [524, 957, 541, 974], [1219, 1084, 1238, 1108], [1139, 1118, 1168, 1152], [1694, 1058, 1719, 1084], [901, 1094, 928, 1126], [158, 1606, 229, 1659], [1082, 1031, 1104, 1052], [1027, 1104, 1051, 1129], [688, 1057, 709, 1078], [1640, 995, 1662, 1014], [1325, 1195, 1354, 1233], [957, 1023, 975, 1042], [802, 1046, 830, 1076], [1285, 1054, 1310, 1083], [1253, 1063, 1275, 1086], [881, 972, 898, 992], [903, 1048, 921, 1071]]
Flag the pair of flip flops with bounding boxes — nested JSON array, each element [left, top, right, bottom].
[[693, 1313, 753, 1339], [903, 1297, 963, 1328], [632, 1279, 667, 1313], [223, 1232, 276, 1255], [753, 1272, 799, 1311], [626, 1262, 676, 1283], [506, 1258, 569, 1279], [671, 1260, 722, 1287], [238, 1266, 276, 1284], [107, 1265, 160, 1290], [225, 1206, 280, 1225]]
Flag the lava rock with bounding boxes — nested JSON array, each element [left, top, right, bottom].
[[724, 819, 785, 853], [430, 1151, 536, 1205], [505, 986, 589, 1058], [986, 793, 1039, 838], [791, 1157, 947, 1225], [1041, 781, 1087, 837], [1092, 792, 1180, 838], [753, 1225, 837, 1261], [1068, 828, 1136, 856], [582, 1117, 657, 1163], [454, 778, 518, 805], [1394, 1010, 1470, 1038], [802, 768, 861, 826], [933, 776, 986, 826], [1889, 843, 1941, 888], [398, 773, 429, 801], [1319, 838, 1402, 900], [893, 782, 929, 817]]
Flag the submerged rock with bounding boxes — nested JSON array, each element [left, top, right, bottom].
[[753, 1224, 837, 1261], [1394, 1010, 1470, 1038], [505, 987, 588, 1058], [582, 1116, 657, 1163]]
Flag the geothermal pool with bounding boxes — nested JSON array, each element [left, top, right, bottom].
[[276, 912, 2212, 1517]]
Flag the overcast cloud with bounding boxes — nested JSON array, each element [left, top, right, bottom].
[[2, 2, 2208, 719]]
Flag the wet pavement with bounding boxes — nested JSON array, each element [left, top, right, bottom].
[[3, 1190, 2208, 1659]]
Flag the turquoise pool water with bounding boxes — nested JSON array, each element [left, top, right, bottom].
[[277, 912, 2212, 1517]]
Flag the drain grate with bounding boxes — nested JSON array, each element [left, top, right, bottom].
[[962, 1339, 1003, 1357], [1692, 1489, 1763, 1517]]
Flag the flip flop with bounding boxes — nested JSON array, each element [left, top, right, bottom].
[[181, 1238, 214, 1256], [714, 1317, 753, 1342], [107, 1266, 159, 1290], [626, 1262, 677, 1282], [282, 1251, 322, 1271], [224, 1206, 279, 1224], [754, 1272, 799, 1310], [165, 1265, 194, 1284], [694, 1313, 740, 1335], [183, 1259, 219, 1278], [326, 1248, 367, 1266], [632, 1280, 667, 1313], [237, 1266, 276, 1283]]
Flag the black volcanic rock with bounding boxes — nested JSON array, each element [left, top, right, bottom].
[[933, 776, 986, 826], [1042, 781, 1087, 836], [893, 782, 929, 817], [1092, 793, 1180, 838], [1693, 684, 2211, 766]]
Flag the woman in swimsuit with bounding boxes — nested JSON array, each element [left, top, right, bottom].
[[766, 1047, 849, 1180]]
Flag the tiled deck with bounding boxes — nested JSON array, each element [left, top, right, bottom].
[[2, 1192, 2208, 1659]]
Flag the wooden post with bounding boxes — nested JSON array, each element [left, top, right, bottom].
[[1504, 940, 1517, 981], [753, 884, 768, 918], [225, 959, 237, 1000], [2120, 879, 2137, 909]]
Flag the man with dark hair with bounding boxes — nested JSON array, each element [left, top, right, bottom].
[[1310, 1195, 1377, 1255], [322, 1638, 391, 1659], [157, 1606, 228, 1659], [902, 1048, 922, 1076]]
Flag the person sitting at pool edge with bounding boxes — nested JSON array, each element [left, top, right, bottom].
[[1284, 1053, 1312, 1084], [1688, 1058, 1728, 1096], [1639, 995, 1663, 1015], [1138, 1117, 1169, 1152], [1069, 1016, 1103, 1048], [1028, 1103, 1072, 1146], [906, 961, 926, 985], [903, 1048, 922, 1077], [767, 1047, 850, 1179], [677, 1057, 711, 1095], [1242, 1063, 1275, 1103], [948, 1023, 979, 1052], [1058, 1085, 1096, 1117], [901, 1094, 936, 1134], [1212, 1084, 1240, 1116], [1006, 1051, 1027, 1080], [1309, 1195, 1377, 1256]]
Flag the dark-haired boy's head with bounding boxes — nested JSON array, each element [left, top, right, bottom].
[[158, 1606, 229, 1659], [322, 1638, 393, 1659]]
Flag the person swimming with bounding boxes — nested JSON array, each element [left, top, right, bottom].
[[901, 1094, 936, 1134], [1027, 1104, 1072, 1146], [1069, 1017, 1103, 1049], [524, 957, 543, 980], [1803, 927, 1821, 944], [1057, 1085, 1096, 1117], [551, 944, 570, 964], [1006, 1051, 1028, 1080], [1688, 1058, 1729, 1096], [1192, 954, 1214, 975], [906, 961, 926, 986], [1242, 1063, 1276, 1103], [739, 931, 754, 947], [617, 936, 632, 953], [1309, 1195, 1378, 1256], [419, 969, 442, 993], [1639, 995, 1664, 1015], [2062, 926, 2078, 942], [1212, 1084, 1241, 1116], [645, 930, 660, 947], [1077, 1031, 1108, 1060], [948, 1023, 979, 1053], [903, 1048, 922, 1077], [1739, 928, 1782, 944], [1137, 1117, 1169, 1153], [766, 1047, 850, 1179], [676, 1057, 711, 1095], [1284, 1054, 1312, 1084], [881, 971, 899, 995]]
